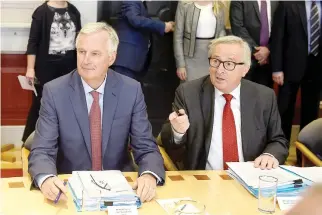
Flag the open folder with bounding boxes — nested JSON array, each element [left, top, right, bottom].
[[226, 162, 311, 198], [68, 171, 141, 212]]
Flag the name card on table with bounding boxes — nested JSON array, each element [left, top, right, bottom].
[[108, 206, 138, 215]]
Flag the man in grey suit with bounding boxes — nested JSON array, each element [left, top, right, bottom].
[[161, 36, 289, 171], [28, 22, 164, 203], [230, 1, 279, 88]]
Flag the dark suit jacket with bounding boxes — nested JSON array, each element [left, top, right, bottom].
[[113, 1, 165, 74], [270, 1, 322, 83], [28, 70, 165, 182], [230, 1, 279, 51], [161, 76, 289, 170]]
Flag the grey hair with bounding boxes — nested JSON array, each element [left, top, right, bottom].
[[76, 22, 119, 53], [208, 35, 251, 67]]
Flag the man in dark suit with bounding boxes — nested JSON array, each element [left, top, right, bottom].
[[230, 1, 279, 88], [161, 36, 289, 170], [28, 22, 164, 203], [270, 1, 322, 164], [112, 1, 174, 80]]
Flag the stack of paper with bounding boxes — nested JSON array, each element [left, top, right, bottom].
[[226, 162, 310, 198], [68, 171, 141, 212], [280, 165, 322, 183]]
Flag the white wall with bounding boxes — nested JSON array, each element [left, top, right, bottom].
[[0, 0, 98, 54]]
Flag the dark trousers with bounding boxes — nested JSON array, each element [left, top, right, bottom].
[[22, 53, 76, 142], [277, 55, 321, 165], [245, 60, 273, 88]]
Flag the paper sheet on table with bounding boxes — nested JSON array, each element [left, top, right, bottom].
[[17, 75, 38, 96], [227, 162, 301, 188], [280, 165, 322, 183], [108, 206, 138, 215], [156, 198, 210, 215], [277, 196, 302, 211]]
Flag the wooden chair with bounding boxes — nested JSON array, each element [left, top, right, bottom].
[[296, 119, 322, 167]]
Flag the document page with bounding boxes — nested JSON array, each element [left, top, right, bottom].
[[227, 162, 301, 188]]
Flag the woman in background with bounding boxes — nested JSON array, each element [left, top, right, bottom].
[[174, 1, 226, 81], [22, 0, 81, 142]]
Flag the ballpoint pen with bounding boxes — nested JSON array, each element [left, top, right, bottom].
[[54, 181, 67, 204], [278, 179, 303, 187], [172, 102, 184, 116]]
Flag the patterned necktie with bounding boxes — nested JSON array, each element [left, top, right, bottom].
[[260, 0, 269, 46], [310, 1, 320, 56], [90, 91, 102, 171], [222, 94, 238, 170]]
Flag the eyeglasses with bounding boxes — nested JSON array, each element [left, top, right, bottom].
[[90, 174, 111, 190], [209, 58, 244, 71]]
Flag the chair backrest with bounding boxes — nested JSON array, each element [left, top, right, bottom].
[[23, 131, 35, 151], [156, 135, 178, 171], [298, 118, 322, 158]]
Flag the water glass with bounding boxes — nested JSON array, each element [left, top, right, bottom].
[[258, 175, 278, 213]]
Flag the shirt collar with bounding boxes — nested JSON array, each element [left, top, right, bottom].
[[81, 75, 107, 95], [214, 83, 241, 101]]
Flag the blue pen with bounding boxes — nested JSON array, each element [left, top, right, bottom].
[[54, 181, 67, 204]]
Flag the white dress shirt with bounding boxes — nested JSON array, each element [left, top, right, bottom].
[[36, 76, 160, 187], [195, 2, 217, 38], [257, 0, 272, 35], [206, 85, 243, 170]]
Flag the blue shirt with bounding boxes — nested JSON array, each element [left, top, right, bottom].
[[305, 0, 321, 53]]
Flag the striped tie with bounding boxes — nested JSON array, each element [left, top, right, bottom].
[[310, 1, 320, 56]]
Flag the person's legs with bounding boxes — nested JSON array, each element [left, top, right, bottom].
[[22, 84, 43, 142], [277, 81, 300, 141]]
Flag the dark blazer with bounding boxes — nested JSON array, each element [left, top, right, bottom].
[[113, 1, 165, 74], [161, 76, 289, 170], [270, 1, 322, 83], [28, 70, 165, 182], [230, 1, 279, 51], [26, 1, 81, 85]]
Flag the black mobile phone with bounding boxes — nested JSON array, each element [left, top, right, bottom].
[[172, 102, 184, 116]]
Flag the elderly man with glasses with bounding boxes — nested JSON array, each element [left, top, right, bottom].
[[160, 35, 289, 171]]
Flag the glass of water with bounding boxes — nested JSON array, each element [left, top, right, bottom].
[[258, 175, 278, 213]]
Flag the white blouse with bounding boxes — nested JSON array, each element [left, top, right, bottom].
[[195, 2, 217, 38]]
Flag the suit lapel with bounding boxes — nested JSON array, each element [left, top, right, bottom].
[[240, 79, 256, 160], [101, 70, 120, 158], [201, 77, 214, 159], [298, 2, 308, 37], [252, 1, 261, 22], [69, 71, 92, 158]]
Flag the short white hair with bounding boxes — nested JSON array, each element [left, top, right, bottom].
[[76, 22, 119, 53], [208, 36, 251, 67]]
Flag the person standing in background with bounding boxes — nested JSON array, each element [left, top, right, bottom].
[[22, 0, 81, 142], [230, 1, 279, 88], [270, 1, 322, 165], [112, 1, 174, 81], [174, 1, 226, 82]]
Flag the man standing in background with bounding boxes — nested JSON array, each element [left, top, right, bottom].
[[112, 1, 174, 81], [230, 0, 279, 88], [270, 1, 322, 164]]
